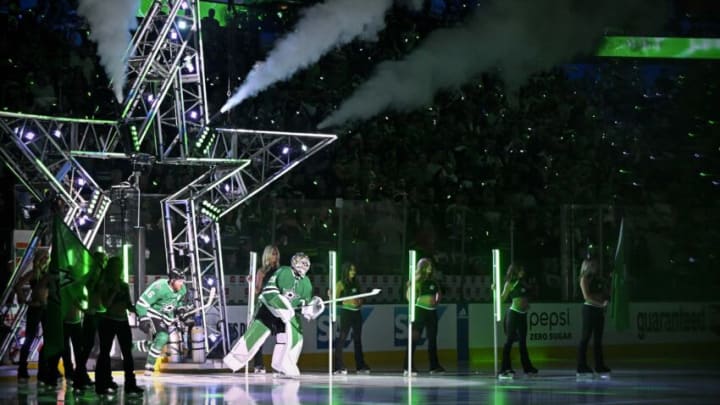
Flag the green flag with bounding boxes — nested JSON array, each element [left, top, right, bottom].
[[45, 215, 97, 357], [609, 218, 630, 331]]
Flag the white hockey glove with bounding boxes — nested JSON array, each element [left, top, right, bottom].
[[301, 296, 325, 321]]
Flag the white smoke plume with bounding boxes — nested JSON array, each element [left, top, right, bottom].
[[220, 0, 394, 113], [318, 0, 669, 128], [77, 0, 139, 103]]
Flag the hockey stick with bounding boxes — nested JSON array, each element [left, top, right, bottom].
[[299, 288, 382, 307], [183, 287, 217, 317]]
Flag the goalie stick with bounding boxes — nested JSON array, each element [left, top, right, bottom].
[[299, 288, 382, 307]]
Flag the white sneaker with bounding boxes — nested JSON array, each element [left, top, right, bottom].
[[333, 369, 348, 375], [403, 369, 418, 377], [253, 366, 266, 374]]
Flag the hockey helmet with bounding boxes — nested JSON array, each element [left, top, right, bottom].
[[169, 268, 186, 281], [290, 252, 311, 277]]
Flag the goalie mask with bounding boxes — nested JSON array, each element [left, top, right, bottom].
[[290, 253, 311, 277]]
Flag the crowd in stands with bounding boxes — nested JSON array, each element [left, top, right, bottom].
[[1, 1, 719, 301]]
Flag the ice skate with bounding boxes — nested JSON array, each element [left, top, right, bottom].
[[429, 366, 446, 375], [595, 365, 611, 379], [498, 369, 515, 380], [576, 365, 594, 379], [524, 366, 539, 377], [403, 368, 418, 377], [356, 366, 371, 375]]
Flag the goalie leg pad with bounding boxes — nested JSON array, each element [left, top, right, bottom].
[[223, 319, 271, 372], [271, 318, 303, 377], [288, 317, 304, 366]]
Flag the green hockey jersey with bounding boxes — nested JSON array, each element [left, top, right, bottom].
[[136, 279, 187, 323], [260, 266, 312, 308]]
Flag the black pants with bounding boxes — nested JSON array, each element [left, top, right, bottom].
[[77, 313, 99, 378], [403, 307, 440, 370], [38, 309, 61, 384], [251, 344, 265, 368], [578, 304, 607, 369], [501, 309, 534, 372], [61, 321, 83, 382], [95, 317, 136, 391], [334, 308, 368, 370], [18, 306, 43, 373]]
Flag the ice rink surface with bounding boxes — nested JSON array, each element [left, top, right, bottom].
[[2, 367, 719, 404]]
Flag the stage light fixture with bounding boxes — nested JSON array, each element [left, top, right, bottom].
[[88, 189, 100, 213], [130, 125, 140, 151], [194, 126, 217, 155], [203, 275, 216, 288], [200, 200, 221, 222]]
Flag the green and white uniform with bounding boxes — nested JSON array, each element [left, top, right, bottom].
[[224, 264, 320, 376], [134, 279, 187, 372]]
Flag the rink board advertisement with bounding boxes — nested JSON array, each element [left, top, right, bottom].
[[224, 305, 458, 354], [224, 301, 719, 353]]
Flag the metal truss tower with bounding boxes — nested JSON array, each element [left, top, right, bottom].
[[0, 113, 114, 360], [0, 0, 337, 360], [122, 0, 210, 160], [0, 113, 114, 245], [162, 129, 336, 355]]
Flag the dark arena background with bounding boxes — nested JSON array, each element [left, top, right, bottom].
[[1, 0, 719, 404]]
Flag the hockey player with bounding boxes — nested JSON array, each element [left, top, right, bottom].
[[134, 268, 188, 375], [223, 252, 325, 377]]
